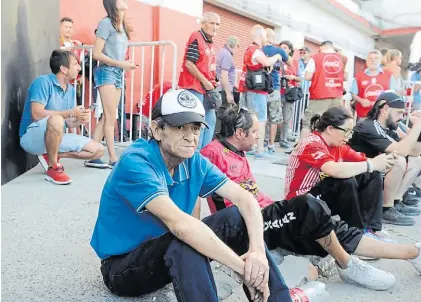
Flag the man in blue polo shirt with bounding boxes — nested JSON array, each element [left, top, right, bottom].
[[19, 50, 105, 185], [91, 89, 291, 301]]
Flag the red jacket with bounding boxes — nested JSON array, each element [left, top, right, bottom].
[[178, 31, 216, 94], [309, 52, 344, 100], [354, 70, 391, 118]]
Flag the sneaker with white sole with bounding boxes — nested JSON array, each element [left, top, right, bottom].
[[407, 242, 421, 274], [336, 256, 395, 290], [363, 228, 398, 244]]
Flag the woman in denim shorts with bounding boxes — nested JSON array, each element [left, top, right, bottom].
[[85, 0, 135, 168]]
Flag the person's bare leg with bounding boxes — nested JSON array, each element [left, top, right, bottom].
[[98, 85, 121, 163], [92, 115, 105, 142], [269, 123, 280, 146], [58, 140, 104, 160], [257, 121, 266, 153], [384, 156, 406, 206], [354, 236, 419, 260], [316, 231, 351, 269], [396, 156, 421, 198], [45, 116, 65, 167]]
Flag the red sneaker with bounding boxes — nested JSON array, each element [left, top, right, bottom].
[[39, 154, 61, 171], [45, 163, 71, 185]]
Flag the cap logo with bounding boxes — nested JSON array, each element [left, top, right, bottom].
[[177, 90, 197, 108]]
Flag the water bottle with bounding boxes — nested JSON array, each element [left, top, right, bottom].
[[289, 281, 330, 302]]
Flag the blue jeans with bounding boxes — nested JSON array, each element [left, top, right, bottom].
[[100, 207, 291, 301], [188, 89, 216, 150]]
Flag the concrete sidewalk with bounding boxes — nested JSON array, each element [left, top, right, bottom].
[[1, 150, 421, 302]]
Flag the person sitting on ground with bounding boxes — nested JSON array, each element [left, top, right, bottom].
[[284, 106, 396, 236], [350, 91, 421, 226], [90, 89, 292, 302], [19, 50, 105, 185], [201, 107, 421, 291]]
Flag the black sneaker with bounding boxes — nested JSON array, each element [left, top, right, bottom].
[[383, 207, 415, 226], [395, 201, 421, 216], [410, 185, 421, 198], [402, 192, 420, 207]]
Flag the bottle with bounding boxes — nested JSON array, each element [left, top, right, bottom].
[[289, 281, 330, 302]]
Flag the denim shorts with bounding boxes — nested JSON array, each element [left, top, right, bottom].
[[94, 65, 123, 89], [240, 92, 268, 121], [20, 117, 91, 155]]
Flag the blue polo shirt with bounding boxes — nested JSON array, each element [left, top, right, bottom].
[[350, 68, 397, 95], [411, 72, 421, 105], [262, 45, 289, 90], [19, 74, 76, 137], [91, 138, 228, 259]]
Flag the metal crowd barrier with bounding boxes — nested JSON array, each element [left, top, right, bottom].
[[292, 81, 310, 136], [405, 80, 421, 126], [71, 41, 177, 145]]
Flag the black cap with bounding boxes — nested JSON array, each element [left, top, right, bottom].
[[377, 91, 405, 109]]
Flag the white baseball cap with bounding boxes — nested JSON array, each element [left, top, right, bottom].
[[151, 89, 208, 128]]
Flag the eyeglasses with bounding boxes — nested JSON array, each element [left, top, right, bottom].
[[235, 106, 250, 129], [333, 125, 354, 137], [237, 106, 249, 114]]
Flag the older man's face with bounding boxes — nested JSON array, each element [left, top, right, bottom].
[[157, 122, 202, 159], [202, 15, 220, 38]]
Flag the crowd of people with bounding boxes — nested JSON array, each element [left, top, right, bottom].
[[16, 0, 421, 300]]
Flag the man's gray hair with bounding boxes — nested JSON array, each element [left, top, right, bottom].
[[226, 36, 239, 48], [201, 12, 220, 23]]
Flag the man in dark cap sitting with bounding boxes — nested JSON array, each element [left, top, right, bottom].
[[350, 91, 421, 226]]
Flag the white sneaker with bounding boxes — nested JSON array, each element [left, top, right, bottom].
[[336, 256, 395, 290], [407, 242, 421, 274]]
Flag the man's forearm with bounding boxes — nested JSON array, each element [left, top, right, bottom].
[[221, 72, 232, 96], [176, 215, 245, 275], [32, 109, 72, 122], [352, 94, 365, 104], [322, 161, 368, 179], [235, 191, 265, 252], [185, 60, 208, 85]]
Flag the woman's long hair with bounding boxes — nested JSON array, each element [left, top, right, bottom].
[[103, 0, 132, 39]]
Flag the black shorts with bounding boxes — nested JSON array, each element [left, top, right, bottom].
[[262, 194, 363, 257]]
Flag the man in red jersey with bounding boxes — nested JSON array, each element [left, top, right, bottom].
[[301, 41, 346, 139], [201, 107, 421, 291], [350, 50, 397, 120], [178, 12, 220, 149]]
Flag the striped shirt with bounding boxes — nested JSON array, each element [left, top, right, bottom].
[[185, 29, 213, 63]]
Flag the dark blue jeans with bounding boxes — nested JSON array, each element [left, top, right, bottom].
[[100, 207, 291, 302]]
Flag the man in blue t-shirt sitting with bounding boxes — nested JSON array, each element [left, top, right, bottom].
[[19, 50, 105, 185], [91, 89, 292, 301], [262, 29, 292, 152]]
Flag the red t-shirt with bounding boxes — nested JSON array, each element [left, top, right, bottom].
[[284, 132, 367, 200], [139, 81, 173, 117], [201, 139, 273, 209]]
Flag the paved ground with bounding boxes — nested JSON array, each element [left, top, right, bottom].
[[2, 147, 421, 301]]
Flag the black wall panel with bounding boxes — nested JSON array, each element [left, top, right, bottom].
[[1, 0, 60, 184]]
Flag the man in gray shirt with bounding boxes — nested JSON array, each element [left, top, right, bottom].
[[215, 36, 239, 135], [216, 36, 239, 105]]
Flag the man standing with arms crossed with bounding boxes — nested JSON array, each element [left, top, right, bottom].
[[178, 12, 221, 150], [350, 50, 397, 120]]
